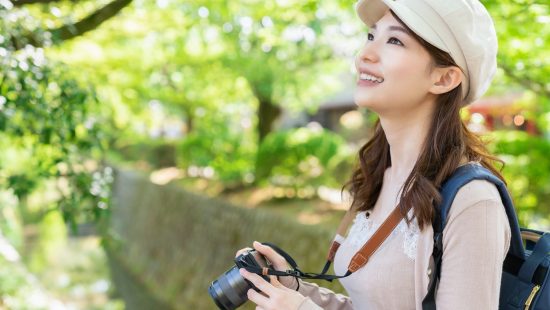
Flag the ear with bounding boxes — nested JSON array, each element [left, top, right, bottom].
[[428, 66, 463, 95]]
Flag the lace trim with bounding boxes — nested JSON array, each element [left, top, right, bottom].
[[345, 209, 419, 260], [346, 211, 375, 249], [395, 214, 420, 260]]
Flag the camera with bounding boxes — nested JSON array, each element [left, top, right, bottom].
[[208, 249, 273, 310]]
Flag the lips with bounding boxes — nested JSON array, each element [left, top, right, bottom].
[[357, 68, 383, 80], [357, 69, 384, 90], [359, 72, 384, 83], [357, 78, 381, 87]]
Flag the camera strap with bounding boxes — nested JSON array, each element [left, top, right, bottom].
[[243, 205, 406, 282]]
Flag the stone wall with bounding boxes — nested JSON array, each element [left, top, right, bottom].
[[107, 168, 347, 309]]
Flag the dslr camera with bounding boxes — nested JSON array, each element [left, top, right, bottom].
[[208, 249, 273, 309]]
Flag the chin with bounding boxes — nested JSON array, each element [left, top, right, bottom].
[[354, 90, 382, 110]]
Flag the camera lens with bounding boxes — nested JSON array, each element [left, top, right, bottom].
[[208, 266, 251, 310], [209, 250, 272, 309]]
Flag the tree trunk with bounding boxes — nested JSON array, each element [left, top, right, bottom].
[[257, 97, 281, 144], [182, 106, 194, 134]]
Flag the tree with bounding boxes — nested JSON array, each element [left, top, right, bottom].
[[0, 0, 131, 229], [199, 0, 353, 143], [6, 0, 134, 49], [481, 0, 549, 127], [44, 0, 359, 188]]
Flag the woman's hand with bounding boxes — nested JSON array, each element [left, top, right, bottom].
[[235, 241, 298, 289], [239, 268, 307, 310]]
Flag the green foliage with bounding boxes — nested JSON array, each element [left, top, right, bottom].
[[5, 0, 548, 224], [481, 0, 550, 132], [255, 126, 352, 190], [178, 105, 257, 186], [0, 255, 55, 309], [488, 131, 550, 227], [206, 0, 349, 111], [47, 0, 356, 157], [0, 190, 23, 249], [115, 140, 178, 169], [0, 5, 111, 228]]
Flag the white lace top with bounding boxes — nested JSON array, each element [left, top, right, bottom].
[[332, 208, 420, 309], [345, 208, 420, 260]]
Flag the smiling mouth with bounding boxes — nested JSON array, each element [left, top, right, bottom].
[[359, 72, 384, 83]]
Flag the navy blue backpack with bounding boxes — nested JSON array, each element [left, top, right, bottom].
[[422, 163, 549, 310]]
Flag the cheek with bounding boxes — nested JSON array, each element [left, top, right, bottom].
[[385, 58, 430, 88]]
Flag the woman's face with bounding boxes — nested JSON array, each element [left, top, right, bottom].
[[354, 10, 436, 116]]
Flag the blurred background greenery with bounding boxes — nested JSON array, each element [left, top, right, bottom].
[[0, 0, 548, 308]]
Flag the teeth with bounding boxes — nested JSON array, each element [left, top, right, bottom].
[[359, 72, 384, 83]]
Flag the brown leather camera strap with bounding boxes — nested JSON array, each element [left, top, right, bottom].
[[327, 205, 407, 273]]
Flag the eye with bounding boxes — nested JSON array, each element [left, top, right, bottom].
[[366, 33, 404, 47], [388, 37, 404, 46]]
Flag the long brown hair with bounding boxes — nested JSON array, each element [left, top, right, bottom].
[[342, 10, 506, 231]]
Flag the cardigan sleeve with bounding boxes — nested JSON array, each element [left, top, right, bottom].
[[289, 278, 353, 310], [435, 180, 511, 309]]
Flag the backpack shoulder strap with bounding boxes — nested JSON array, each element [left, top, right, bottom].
[[422, 163, 525, 309], [434, 163, 524, 258]]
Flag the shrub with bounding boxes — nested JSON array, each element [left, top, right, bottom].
[[488, 130, 550, 227], [178, 122, 256, 187], [255, 126, 353, 192]]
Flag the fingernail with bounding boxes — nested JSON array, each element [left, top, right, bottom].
[[253, 241, 261, 246], [239, 268, 246, 275]]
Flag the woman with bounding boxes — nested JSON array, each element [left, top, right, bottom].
[[237, 0, 511, 309]]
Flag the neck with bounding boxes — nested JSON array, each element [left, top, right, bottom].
[[379, 101, 435, 183]]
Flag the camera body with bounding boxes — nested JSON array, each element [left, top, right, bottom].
[[208, 249, 273, 310]]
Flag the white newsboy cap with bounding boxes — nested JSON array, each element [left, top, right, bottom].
[[355, 0, 498, 105]]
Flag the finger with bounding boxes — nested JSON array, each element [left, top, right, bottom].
[[269, 275, 284, 288], [247, 288, 269, 307], [253, 241, 287, 267], [239, 268, 276, 296], [235, 247, 253, 258]]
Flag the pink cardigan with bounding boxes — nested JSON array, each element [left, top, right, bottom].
[[292, 176, 511, 309]]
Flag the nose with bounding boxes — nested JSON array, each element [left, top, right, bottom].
[[356, 37, 380, 66]]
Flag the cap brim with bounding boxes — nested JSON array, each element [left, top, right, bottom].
[[356, 0, 449, 53]]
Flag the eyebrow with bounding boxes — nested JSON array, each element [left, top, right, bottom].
[[371, 24, 412, 36]]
